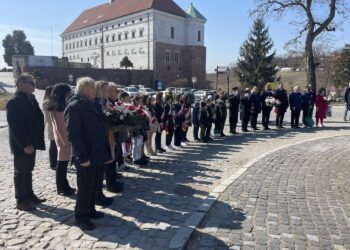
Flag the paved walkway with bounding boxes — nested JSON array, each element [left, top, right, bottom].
[[187, 136, 350, 250]]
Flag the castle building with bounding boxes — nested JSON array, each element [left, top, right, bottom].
[[61, 0, 207, 87]]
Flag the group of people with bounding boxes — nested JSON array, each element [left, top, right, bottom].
[[6, 74, 331, 231]]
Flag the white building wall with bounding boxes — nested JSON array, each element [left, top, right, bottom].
[[186, 19, 205, 46], [153, 11, 186, 46], [62, 11, 155, 70]]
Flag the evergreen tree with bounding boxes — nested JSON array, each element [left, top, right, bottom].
[[2, 30, 34, 66], [237, 18, 278, 89], [120, 56, 133, 69]]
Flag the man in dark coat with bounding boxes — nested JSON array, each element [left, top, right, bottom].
[[260, 83, 273, 130], [228, 87, 240, 134], [65, 77, 112, 231], [249, 86, 262, 131], [344, 82, 350, 121], [289, 86, 303, 128], [6, 74, 46, 211], [274, 82, 289, 128], [206, 96, 214, 141], [240, 89, 251, 132], [192, 101, 200, 141]]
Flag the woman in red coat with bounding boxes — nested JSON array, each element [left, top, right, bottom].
[[315, 88, 327, 127]]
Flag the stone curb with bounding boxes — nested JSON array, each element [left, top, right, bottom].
[[169, 132, 350, 250]]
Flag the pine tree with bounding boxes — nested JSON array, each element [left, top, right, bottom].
[[237, 18, 278, 89], [120, 56, 133, 69]]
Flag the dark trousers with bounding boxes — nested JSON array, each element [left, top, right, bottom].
[[229, 111, 238, 132], [182, 128, 189, 142], [174, 125, 182, 146], [262, 109, 271, 128], [291, 109, 301, 127], [214, 122, 221, 135], [75, 164, 97, 223], [250, 113, 259, 129], [206, 124, 212, 139], [14, 153, 36, 204], [193, 124, 199, 140], [241, 120, 249, 131], [155, 131, 162, 150], [56, 161, 70, 191], [105, 161, 116, 188], [166, 126, 174, 146], [95, 166, 105, 200], [116, 143, 123, 166], [276, 111, 286, 127], [49, 140, 57, 169]]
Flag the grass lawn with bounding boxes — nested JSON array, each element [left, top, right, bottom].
[[0, 92, 11, 111]]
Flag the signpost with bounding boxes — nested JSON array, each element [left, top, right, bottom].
[[215, 66, 230, 91], [191, 76, 198, 89]]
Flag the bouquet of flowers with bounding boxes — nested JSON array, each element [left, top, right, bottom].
[[105, 102, 147, 129], [265, 97, 281, 107]]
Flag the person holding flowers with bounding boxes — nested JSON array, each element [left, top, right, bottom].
[[260, 83, 274, 130]]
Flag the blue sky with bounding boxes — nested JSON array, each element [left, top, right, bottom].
[[0, 0, 349, 72]]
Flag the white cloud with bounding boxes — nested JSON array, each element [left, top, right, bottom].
[[0, 22, 62, 68]]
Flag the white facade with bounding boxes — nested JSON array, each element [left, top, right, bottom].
[[61, 8, 205, 70]]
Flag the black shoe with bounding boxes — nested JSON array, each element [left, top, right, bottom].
[[194, 137, 200, 141], [17, 202, 36, 211], [133, 160, 146, 166], [75, 220, 95, 231], [95, 195, 113, 207], [107, 182, 124, 193], [90, 211, 105, 219], [58, 187, 76, 196], [254, 127, 260, 130], [280, 126, 285, 129], [31, 196, 47, 204]]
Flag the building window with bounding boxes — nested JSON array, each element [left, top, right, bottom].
[[171, 27, 175, 39], [132, 20, 135, 24], [95, 38, 98, 45], [81, 58, 84, 63], [106, 35, 109, 43], [112, 25, 114, 29], [139, 18, 143, 22], [112, 34, 115, 42], [174, 52, 180, 64], [125, 49, 129, 55], [100, 37, 103, 43], [85, 40, 87, 46], [106, 51, 110, 56], [80, 41, 83, 47], [139, 30, 144, 37], [112, 51, 116, 56], [197, 57, 202, 65], [125, 32, 128, 40], [118, 34, 122, 41], [73, 43, 75, 49], [65, 44, 68, 50], [132, 31, 136, 38], [167, 66, 171, 71], [198, 31, 201, 42], [125, 22, 127, 26], [165, 51, 170, 63], [87, 57, 90, 62], [89, 39, 92, 46]]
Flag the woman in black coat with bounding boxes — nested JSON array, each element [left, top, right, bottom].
[[249, 86, 262, 131]]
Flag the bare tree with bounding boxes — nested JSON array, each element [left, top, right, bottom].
[[251, 0, 349, 92]]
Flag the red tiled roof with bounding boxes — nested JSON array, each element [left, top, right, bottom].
[[62, 0, 187, 34]]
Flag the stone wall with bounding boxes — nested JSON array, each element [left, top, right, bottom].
[[22, 66, 154, 87], [154, 42, 206, 88]]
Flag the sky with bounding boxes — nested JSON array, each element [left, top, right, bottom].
[[0, 0, 349, 73]]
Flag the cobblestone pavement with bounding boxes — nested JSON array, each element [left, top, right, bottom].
[[1, 71, 350, 249], [187, 136, 350, 250]]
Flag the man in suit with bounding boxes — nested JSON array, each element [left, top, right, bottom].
[[289, 86, 303, 128], [274, 82, 289, 128], [6, 74, 46, 211], [260, 83, 273, 130], [249, 86, 262, 131], [240, 88, 251, 132], [65, 77, 112, 231], [228, 87, 240, 134]]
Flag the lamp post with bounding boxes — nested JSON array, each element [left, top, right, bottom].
[[226, 68, 230, 93], [175, 74, 180, 90]]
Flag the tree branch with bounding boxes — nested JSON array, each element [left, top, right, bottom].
[[313, 0, 336, 37]]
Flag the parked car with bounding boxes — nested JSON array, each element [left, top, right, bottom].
[[139, 87, 156, 96], [124, 87, 139, 98], [194, 90, 216, 101]]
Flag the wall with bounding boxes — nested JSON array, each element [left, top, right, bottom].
[[62, 10, 154, 70], [22, 66, 154, 87]]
